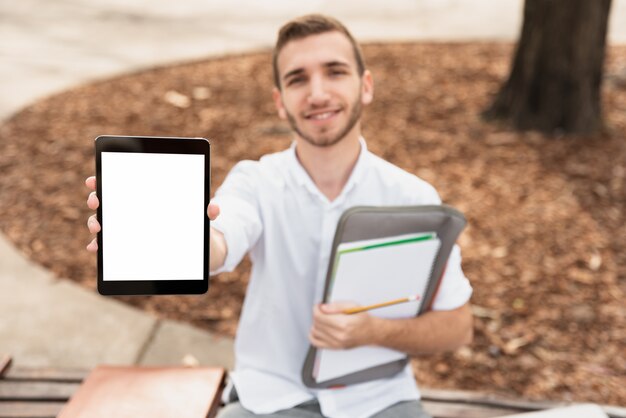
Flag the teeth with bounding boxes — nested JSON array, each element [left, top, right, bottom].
[[310, 111, 335, 120]]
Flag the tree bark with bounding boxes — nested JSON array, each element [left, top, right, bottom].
[[484, 0, 612, 134]]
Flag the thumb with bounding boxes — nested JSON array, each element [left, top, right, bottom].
[[207, 203, 220, 221], [320, 301, 359, 314]]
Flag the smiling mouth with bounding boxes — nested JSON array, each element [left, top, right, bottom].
[[305, 109, 341, 121]]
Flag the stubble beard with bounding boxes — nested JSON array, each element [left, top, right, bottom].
[[285, 95, 363, 148]]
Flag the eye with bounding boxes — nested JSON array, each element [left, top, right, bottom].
[[287, 76, 306, 86], [329, 69, 347, 77]]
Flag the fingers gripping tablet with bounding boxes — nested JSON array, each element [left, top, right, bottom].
[[95, 135, 210, 295]]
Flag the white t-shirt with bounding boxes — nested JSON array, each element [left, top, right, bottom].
[[211, 138, 472, 418]]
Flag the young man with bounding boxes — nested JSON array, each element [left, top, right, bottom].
[[86, 14, 472, 418]]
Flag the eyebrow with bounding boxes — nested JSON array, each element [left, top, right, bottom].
[[282, 60, 352, 82], [324, 61, 350, 70], [283, 68, 305, 82]]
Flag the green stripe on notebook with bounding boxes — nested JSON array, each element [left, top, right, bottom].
[[338, 234, 436, 255]]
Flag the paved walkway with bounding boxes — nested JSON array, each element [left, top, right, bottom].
[[1, 0, 625, 370]]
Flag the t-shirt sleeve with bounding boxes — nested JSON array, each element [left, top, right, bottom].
[[209, 161, 263, 275], [407, 176, 473, 310], [431, 244, 473, 310]]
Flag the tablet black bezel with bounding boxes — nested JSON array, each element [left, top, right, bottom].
[[95, 135, 210, 295]]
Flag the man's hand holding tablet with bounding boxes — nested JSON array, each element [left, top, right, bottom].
[[85, 135, 227, 295]]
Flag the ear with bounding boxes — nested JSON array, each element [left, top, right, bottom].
[[361, 70, 374, 106], [272, 87, 287, 120]]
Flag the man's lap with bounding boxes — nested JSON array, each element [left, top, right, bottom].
[[217, 400, 320, 418], [217, 399, 432, 418], [371, 400, 432, 418]]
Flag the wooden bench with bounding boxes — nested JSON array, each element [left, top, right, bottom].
[[0, 355, 225, 418], [1, 355, 625, 418]]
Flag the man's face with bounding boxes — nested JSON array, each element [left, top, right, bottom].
[[273, 31, 373, 148]]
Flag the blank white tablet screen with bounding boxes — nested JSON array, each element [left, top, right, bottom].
[[101, 152, 205, 281]]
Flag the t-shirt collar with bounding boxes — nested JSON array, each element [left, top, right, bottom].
[[287, 137, 369, 204]]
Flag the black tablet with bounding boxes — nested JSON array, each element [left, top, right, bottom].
[[95, 135, 210, 295]]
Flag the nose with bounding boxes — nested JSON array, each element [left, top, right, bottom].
[[307, 74, 330, 106]]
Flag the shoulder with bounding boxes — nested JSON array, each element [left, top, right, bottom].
[[222, 149, 289, 188], [366, 153, 441, 205]]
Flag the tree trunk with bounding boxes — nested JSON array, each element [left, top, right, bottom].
[[484, 0, 612, 135]]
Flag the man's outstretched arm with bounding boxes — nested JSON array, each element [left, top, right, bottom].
[[309, 301, 473, 356]]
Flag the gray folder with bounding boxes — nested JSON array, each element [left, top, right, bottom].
[[301, 205, 466, 388]]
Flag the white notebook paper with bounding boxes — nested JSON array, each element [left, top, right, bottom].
[[315, 232, 440, 382]]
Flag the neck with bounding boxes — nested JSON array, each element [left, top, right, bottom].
[[295, 129, 362, 202]]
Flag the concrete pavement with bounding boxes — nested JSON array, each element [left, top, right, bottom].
[[1, 0, 625, 370]]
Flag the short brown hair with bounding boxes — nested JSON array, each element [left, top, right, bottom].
[[272, 14, 366, 89]]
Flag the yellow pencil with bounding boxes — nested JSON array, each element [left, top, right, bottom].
[[342, 294, 421, 315]]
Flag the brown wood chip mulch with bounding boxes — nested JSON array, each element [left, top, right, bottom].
[[0, 43, 624, 406]]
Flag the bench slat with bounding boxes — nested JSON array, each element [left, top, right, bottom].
[[0, 381, 80, 401], [422, 388, 563, 409], [421, 388, 626, 418], [0, 401, 64, 418], [4, 368, 87, 382]]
